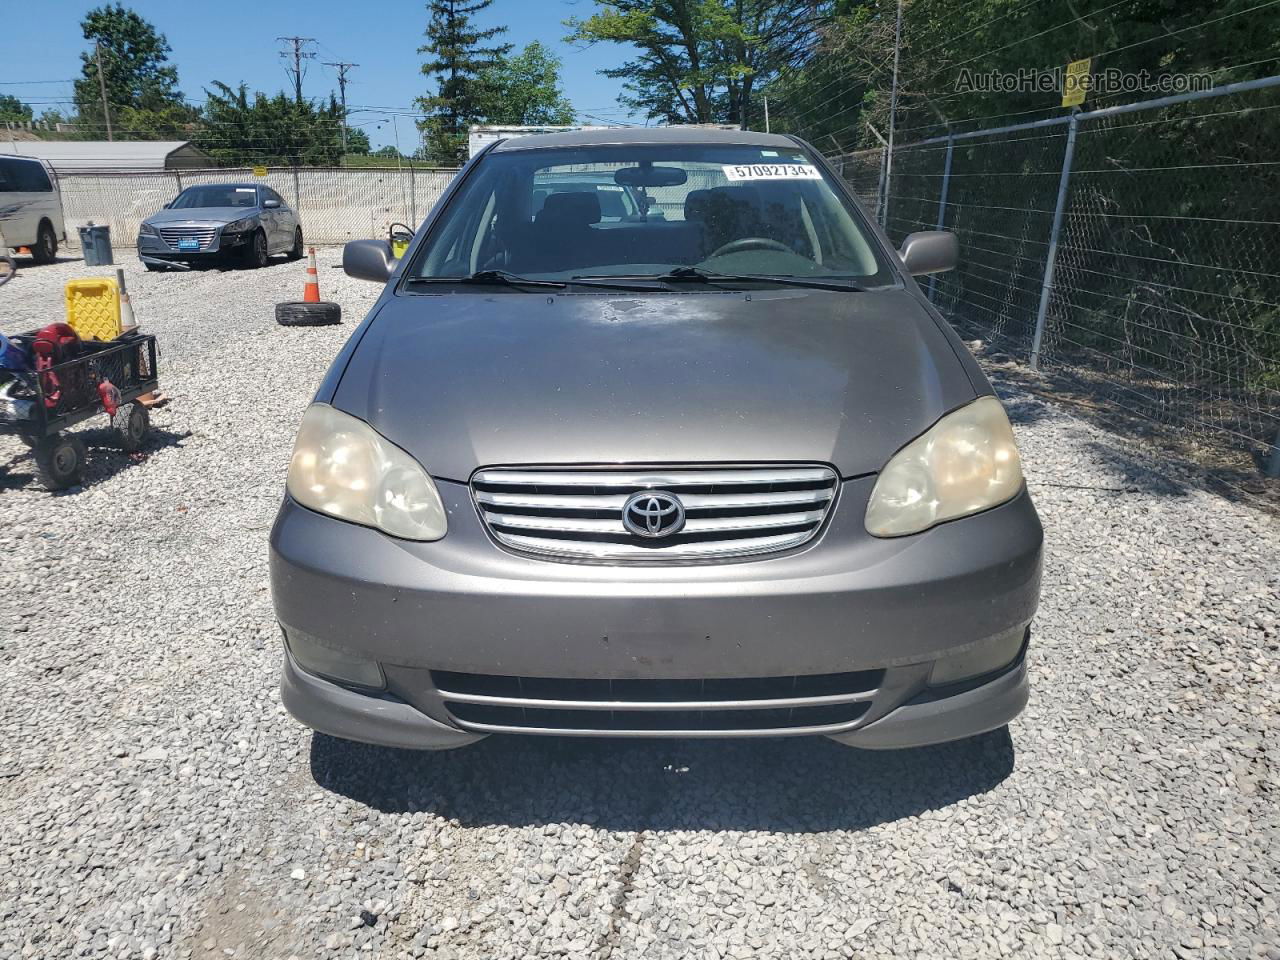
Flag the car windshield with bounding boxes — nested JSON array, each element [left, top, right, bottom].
[[408, 143, 894, 287], [170, 185, 260, 209]]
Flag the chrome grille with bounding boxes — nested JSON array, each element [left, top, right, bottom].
[[157, 226, 217, 250], [472, 465, 838, 562], [433, 669, 881, 736]]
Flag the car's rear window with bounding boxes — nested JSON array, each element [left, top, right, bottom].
[[409, 143, 893, 287]]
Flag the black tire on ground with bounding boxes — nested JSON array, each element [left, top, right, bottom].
[[34, 434, 86, 490], [276, 301, 342, 327], [287, 227, 304, 260], [111, 402, 150, 452], [242, 229, 270, 269], [32, 221, 58, 264]]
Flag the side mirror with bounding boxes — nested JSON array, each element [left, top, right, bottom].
[[343, 238, 397, 283], [263, 198, 281, 209], [898, 231, 958, 276]]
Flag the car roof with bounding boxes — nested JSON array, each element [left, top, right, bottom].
[[489, 126, 802, 153], [181, 183, 263, 191]]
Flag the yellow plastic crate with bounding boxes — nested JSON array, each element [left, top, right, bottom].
[[65, 276, 122, 341]]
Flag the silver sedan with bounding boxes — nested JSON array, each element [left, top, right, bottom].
[[137, 183, 303, 270]]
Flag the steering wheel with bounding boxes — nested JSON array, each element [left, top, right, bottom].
[[708, 236, 793, 259]]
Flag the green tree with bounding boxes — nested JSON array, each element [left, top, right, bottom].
[[38, 109, 69, 126], [472, 41, 576, 125], [566, 1, 827, 125], [0, 95, 34, 124], [73, 3, 195, 139], [343, 126, 372, 155], [194, 82, 351, 166], [415, 0, 513, 163]]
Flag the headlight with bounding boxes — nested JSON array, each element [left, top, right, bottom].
[[222, 217, 255, 233], [286, 403, 447, 541], [865, 395, 1022, 537], [139, 222, 159, 237]]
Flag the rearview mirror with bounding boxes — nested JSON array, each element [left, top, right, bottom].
[[263, 199, 281, 209], [343, 238, 397, 283], [615, 165, 687, 188], [898, 231, 958, 276]]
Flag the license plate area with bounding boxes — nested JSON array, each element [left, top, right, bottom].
[[177, 238, 200, 251]]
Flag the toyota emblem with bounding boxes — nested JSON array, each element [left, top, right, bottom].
[[622, 490, 686, 539]]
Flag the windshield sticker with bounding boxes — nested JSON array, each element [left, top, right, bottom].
[[235, 188, 256, 193], [723, 163, 823, 181]]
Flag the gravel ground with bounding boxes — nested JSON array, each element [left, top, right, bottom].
[[1, 251, 1277, 960]]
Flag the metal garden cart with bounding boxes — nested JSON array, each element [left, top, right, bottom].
[[0, 331, 160, 490]]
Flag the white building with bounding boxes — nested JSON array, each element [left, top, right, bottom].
[[2, 140, 215, 173]]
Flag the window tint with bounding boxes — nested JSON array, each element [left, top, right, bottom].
[[0, 158, 53, 192], [411, 144, 891, 285]]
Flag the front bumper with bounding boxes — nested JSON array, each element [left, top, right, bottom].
[[270, 476, 1043, 749], [136, 230, 248, 259]]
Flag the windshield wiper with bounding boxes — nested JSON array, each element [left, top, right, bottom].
[[406, 270, 567, 289], [654, 266, 867, 292]]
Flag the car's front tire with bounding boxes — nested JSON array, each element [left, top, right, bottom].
[[242, 229, 269, 269]]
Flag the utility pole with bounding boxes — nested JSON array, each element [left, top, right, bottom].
[[882, 0, 904, 226], [95, 41, 114, 141], [323, 60, 358, 152], [277, 36, 317, 104], [763, 96, 770, 134]]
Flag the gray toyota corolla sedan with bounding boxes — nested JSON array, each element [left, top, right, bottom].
[[137, 183, 303, 270], [269, 127, 1042, 751]]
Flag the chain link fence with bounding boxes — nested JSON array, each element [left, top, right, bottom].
[[55, 166, 459, 251], [833, 76, 1280, 488]]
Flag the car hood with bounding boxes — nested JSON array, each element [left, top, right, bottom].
[[144, 206, 259, 225], [332, 287, 979, 480]]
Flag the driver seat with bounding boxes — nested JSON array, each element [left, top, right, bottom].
[[696, 186, 763, 257]]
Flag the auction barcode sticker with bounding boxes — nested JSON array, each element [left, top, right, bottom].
[[722, 163, 823, 181]]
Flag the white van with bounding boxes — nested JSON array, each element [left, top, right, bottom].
[[0, 155, 67, 263]]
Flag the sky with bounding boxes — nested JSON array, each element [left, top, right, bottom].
[[0, 0, 641, 151]]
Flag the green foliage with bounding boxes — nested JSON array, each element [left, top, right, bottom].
[[0, 95, 34, 124], [565, 1, 827, 125], [74, 3, 195, 139], [344, 126, 372, 155], [416, 0, 513, 163], [193, 83, 352, 167], [766, 0, 1280, 148], [471, 42, 576, 125], [765, 0, 1280, 414]]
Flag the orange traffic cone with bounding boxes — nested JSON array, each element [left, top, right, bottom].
[[303, 248, 320, 303], [276, 247, 341, 326]]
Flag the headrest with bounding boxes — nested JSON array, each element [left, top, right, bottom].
[[684, 189, 712, 221], [707, 184, 762, 213], [536, 191, 601, 226]]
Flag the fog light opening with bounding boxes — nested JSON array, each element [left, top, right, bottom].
[[284, 626, 385, 690], [928, 626, 1026, 688]]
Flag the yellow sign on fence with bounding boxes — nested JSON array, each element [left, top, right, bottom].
[[252, 165, 268, 177], [1062, 58, 1091, 107]]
